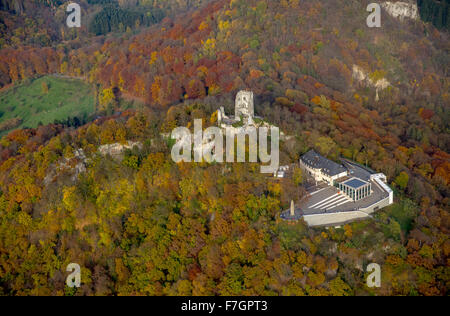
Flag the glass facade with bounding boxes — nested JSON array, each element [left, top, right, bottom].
[[338, 179, 372, 202]]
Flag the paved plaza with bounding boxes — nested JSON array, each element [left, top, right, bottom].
[[280, 153, 392, 225]]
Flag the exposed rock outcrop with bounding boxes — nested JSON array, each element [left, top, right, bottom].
[[98, 141, 143, 160], [44, 141, 143, 185], [44, 149, 89, 185], [352, 65, 391, 101], [381, 1, 419, 21]]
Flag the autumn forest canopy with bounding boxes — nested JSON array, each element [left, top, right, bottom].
[[0, 0, 448, 296]]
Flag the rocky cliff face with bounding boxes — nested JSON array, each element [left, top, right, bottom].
[[381, 1, 419, 21], [98, 141, 143, 160], [43, 141, 143, 185]]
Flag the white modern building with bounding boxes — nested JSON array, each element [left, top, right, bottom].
[[284, 150, 394, 227], [371, 173, 394, 205]]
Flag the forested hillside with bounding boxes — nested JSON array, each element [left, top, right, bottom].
[[0, 0, 212, 48], [0, 0, 448, 296], [418, 0, 449, 30], [88, 3, 165, 35]]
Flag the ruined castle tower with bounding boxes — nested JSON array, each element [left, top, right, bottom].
[[235, 90, 254, 122]]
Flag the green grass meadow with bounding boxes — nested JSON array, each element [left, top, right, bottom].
[[0, 75, 96, 135]]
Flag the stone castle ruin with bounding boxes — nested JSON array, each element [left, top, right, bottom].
[[216, 90, 288, 141], [218, 90, 257, 127], [235, 90, 254, 123]]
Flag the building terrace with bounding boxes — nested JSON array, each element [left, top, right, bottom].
[[282, 149, 394, 227]]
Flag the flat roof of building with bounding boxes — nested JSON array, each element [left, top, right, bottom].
[[343, 178, 368, 189]]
